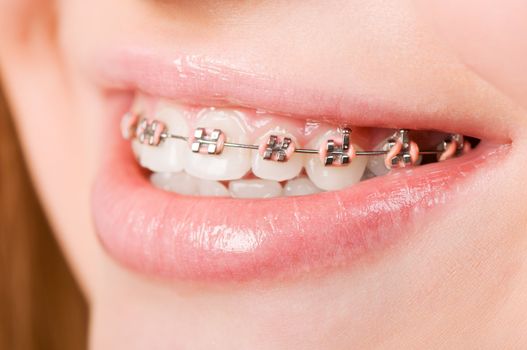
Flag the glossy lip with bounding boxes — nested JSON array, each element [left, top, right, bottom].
[[91, 48, 512, 282], [94, 47, 512, 142]]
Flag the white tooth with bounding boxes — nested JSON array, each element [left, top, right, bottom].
[[150, 172, 198, 195], [120, 112, 136, 140], [132, 139, 142, 160], [305, 129, 368, 191], [185, 108, 251, 181], [229, 179, 283, 198], [366, 138, 423, 176], [366, 135, 394, 176], [251, 124, 304, 182], [366, 155, 390, 177], [284, 177, 322, 196], [140, 104, 189, 173], [197, 180, 229, 197]]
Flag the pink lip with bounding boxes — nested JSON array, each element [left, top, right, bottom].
[[95, 48, 511, 142], [91, 48, 511, 282]]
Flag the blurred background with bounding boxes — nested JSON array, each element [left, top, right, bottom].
[[0, 86, 88, 350]]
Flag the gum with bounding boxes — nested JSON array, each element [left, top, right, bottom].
[[133, 93, 380, 149]]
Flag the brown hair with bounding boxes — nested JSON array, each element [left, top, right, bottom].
[[0, 87, 88, 349]]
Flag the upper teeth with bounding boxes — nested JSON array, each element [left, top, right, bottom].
[[138, 105, 189, 173], [305, 129, 367, 191], [251, 121, 304, 182], [184, 108, 252, 181], [124, 99, 471, 198]]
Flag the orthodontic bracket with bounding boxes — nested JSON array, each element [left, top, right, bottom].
[[320, 128, 355, 166], [260, 135, 295, 162], [123, 113, 471, 170], [137, 118, 167, 146], [437, 133, 471, 162], [384, 129, 420, 169], [191, 128, 226, 155]]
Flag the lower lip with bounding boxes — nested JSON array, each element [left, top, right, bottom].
[[92, 121, 509, 282]]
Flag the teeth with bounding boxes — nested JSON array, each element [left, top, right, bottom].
[[366, 135, 423, 175], [366, 133, 393, 176], [305, 129, 367, 191], [140, 104, 189, 172], [284, 177, 322, 196], [185, 108, 251, 181], [131, 139, 142, 160], [366, 155, 390, 177], [197, 180, 230, 197], [150, 172, 198, 195], [228, 179, 283, 198], [251, 123, 304, 182]]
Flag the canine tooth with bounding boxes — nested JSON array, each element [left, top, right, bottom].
[[251, 126, 303, 182], [140, 105, 189, 172], [229, 179, 283, 198], [197, 180, 229, 197], [150, 172, 198, 195], [185, 108, 251, 181], [305, 129, 367, 191], [131, 139, 142, 160], [284, 177, 322, 196]]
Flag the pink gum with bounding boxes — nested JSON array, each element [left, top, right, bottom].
[[136, 94, 373, 149]]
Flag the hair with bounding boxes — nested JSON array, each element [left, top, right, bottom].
[[0, 87, 88, 349]]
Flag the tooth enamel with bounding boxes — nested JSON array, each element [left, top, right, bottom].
[[197, 180, 229, 197], [185, 108, 251, 181], [305, 129, 368, 191], [251, 125, 304, 182], [284, 177, 322, 196], [361, 168, 378, 181], [366, 155, 390, 177], [228, 179, 283, 198], [150, 172, 198, 195], [140, 104, 189, 172], [131, 139, 142, 160]]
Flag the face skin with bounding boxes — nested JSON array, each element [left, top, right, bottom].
[[1, 0, 527, 348]]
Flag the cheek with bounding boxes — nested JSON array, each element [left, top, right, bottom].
[[414, 0, 527, 110], [0, 0, 107, 294]]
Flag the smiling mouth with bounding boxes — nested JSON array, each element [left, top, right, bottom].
[[122, 94, 478, 198], [91, 50, 511, 283]]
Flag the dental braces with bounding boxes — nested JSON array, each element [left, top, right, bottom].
[[121, 112, 471, 169]]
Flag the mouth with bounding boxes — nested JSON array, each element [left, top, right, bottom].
[[92, 49, 512, 283]]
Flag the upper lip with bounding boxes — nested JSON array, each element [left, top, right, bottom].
[[94, 47, 513, 142], [91, 46, 512, 282]]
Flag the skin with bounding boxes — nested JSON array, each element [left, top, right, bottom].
[[1, 0, 527, 348]]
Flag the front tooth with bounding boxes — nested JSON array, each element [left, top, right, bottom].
[[251, 124, 304, 182], [305, 129, 367, 191], [197, 180, 229, 197], [140, 104, 189, 172], [185, 108, 251, 181], [284, 177, 322, 196], [150, 172, 198, 195], [229, 179, 283, 198]]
